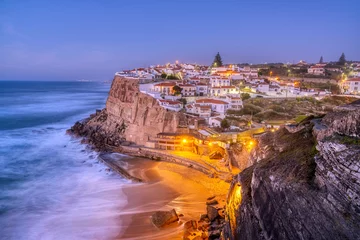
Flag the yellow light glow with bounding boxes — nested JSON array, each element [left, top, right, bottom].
[[209, 142, 212, 146], [182, 139, 187, 143], [271, 129, 275, 132]]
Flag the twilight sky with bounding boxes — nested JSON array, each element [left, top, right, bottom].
[[1, 0, 359, 81]]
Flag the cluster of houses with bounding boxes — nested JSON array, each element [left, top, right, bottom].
[[115, 61, 360, 129]]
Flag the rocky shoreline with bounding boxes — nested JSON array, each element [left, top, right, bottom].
[[68, 76, 360, 240], [68, 116, 231, 240]]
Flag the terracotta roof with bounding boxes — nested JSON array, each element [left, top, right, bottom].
[[196, 98, 229, 105]]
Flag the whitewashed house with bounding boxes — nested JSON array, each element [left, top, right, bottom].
[[157, 99, 183, 112], [195, 98, 230, 114], [210, 77, 231, 87], [179, 84, 196, 96], [195, 84, 209, 96], [308, 66, 325, 75], [342, 78, 360, 94], [257, 84, 270, 93], [209, 117, 224, 127], [226, 96, 243, 110], [209, 86, 239, 97], [153, 82, 177, 95]]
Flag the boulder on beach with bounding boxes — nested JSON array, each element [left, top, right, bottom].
[[207, 205, 219, 221], [184, 220, 198, 232], [151, 209, 179, 228], [206, 199, 218, 205]]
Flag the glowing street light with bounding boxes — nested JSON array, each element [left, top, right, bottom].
[[182, 139, 187, 143]]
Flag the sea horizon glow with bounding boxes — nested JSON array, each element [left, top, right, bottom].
[[1, 0, 359, 81]]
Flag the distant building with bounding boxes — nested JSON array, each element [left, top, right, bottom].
[[342, 78, 360, 94], [308, 66, 325, 75]]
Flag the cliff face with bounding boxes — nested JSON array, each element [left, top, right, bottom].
[[70, 76, 187, 147], [224, 100, 360, 240]]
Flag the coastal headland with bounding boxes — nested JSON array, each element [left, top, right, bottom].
[[68, 76, 360, 240]]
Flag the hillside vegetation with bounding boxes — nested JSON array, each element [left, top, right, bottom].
[[227, 96, 357, 123]]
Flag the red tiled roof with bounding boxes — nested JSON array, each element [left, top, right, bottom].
[[347, 78, 360, 82]]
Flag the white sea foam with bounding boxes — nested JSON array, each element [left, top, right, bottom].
[[0, 82, 131, 240]]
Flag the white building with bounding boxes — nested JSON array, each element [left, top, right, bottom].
[[226, 96, 243, 110], [210, 77, 231, 87], [308, 66, 325, 75], [153, 82, 177, 95], [209, 86, 239, 97], [195, 98, 229, 114], [257, 84, 270, 93], [157, 99, 183, 112], [185, 104, 212, 118], [209, 117, 224, 127], [195, 84, 209, 96], [342, 78, 360, 94], [179, 84, 196, 96]]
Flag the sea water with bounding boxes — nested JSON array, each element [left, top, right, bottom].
[[0, 81, 128, 240]]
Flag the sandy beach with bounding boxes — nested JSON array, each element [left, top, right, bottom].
[[103, 154, 229, 240]]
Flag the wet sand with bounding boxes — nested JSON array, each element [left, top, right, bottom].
[[108, 154, 229, 240]]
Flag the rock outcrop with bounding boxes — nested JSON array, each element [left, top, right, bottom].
[[224, 100, 360, 240], [68, 76, 187, 149], [151, 209, 179, 228]]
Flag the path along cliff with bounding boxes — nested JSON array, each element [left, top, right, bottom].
[[224, 100, 360, 240]]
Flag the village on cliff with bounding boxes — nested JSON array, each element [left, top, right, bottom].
[[101, 53, 360, 172], [70, 53, 360, 239]]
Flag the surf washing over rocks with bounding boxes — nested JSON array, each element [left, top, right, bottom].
[[0, 81, 134, 240]]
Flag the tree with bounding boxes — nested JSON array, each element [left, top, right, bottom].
[[161, 73, 167, 79], [172, 85, 183, 95], [319, 56, 323, 64], [241, 93, 251, 100], [338, 53, 346, 65], [178, 98, 187, 106], [221, 119, 230, 129], [212, 52, 223, 67], [166, 74, 179, 80]]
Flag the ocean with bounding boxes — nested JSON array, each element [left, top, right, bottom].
[[0, 81, 129, 240]]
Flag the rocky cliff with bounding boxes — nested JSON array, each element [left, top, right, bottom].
[[69, 76, 187, 148], [224, 100, 360, 240]]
